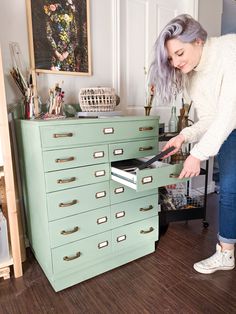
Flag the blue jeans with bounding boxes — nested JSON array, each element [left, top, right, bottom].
[[218, 129, 236, 244]]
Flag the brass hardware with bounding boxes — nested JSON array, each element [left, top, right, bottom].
[[93, 151, 104, 158], [139, 146, 153, 151], [57, 177, 76, 184], [103, 127, 114, 134], [140, 227, 154, 234], [95, 170, 105, 177], [53, 132, 73, 138], [61, 226, 79, 235], [169, 173, 179, 178], [95, 191, 106, 199], [117, 235, 126, 242], [97, 216, 108, 224], [139, 127, 153, 131], [63, 251, 81, 261], [114, 187, 124, 194], [139, 205, 153, 212], [59, 200, 78, 207], [98, 240, 109, 249], [115, 211, 125, 219], [141, 176, 153, 184], [55, 156, 75, 163], [113, 148, 123, 155]]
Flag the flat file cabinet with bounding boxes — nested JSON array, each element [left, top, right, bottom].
[[16, 116, 182, 291]]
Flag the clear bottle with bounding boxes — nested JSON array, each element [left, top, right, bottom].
[[0, 208, 10, 264], [168, 106, 178, 132]]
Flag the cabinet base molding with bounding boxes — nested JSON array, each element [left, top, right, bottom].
[[44, 243, 155, 292]]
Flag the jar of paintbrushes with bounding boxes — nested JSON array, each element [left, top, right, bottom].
[[178, 99, 193, 132]]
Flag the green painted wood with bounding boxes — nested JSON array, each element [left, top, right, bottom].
[[16, 116, 160, 292], [49, 206, 111, 247], [109, 180, 157, 204], [43, 144, 109, 171], [45, 163, 110, 192], [50, 243, 155, 292], [51, 230, 112, 274], [47, 181, 110, 221], [15, 121, 53, 276], [109, 138, 158, 162], [111, 194, 159, 228], [40, 119, 159, 148], [112, 216, 158, 252]]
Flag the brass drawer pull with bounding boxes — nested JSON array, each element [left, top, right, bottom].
[[93, 151, 104, 158], [59, 200, 78, 208], [53, 132, 73, 138], [139, 146, 153, 151], [61, 226, 79, 235], [139, 127, 153, 131], [103, 127, 114, 134], [140, 227, 154, 234], [97, 216, 108, 224], [63, 251, 81, 261], [169, 173, 179, 178], [98, 240, 109, 249], [55, 157, 75, 163], [57, 177, 76, 184], [139, 205, 153, 212]]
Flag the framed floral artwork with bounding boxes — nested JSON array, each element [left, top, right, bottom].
[[26, 0, 91, 75]]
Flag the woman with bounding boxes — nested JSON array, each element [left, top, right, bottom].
[[149, 14, 236, 274]]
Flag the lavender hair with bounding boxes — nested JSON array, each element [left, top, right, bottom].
[[149, 14, 207, 105]]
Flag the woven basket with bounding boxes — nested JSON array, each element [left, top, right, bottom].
[[79, 87, 117, 112]]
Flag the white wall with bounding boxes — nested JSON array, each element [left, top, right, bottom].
[[0, 0, 114, 106]]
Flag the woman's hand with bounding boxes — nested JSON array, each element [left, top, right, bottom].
[[162, 134, 185, 158], [55, 50, 64, 61], [179, 155, 201, 179]]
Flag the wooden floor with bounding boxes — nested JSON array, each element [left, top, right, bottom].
[[1, 193, 236, 314]]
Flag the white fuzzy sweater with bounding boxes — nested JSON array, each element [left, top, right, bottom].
[[180, 34, 236, 161]]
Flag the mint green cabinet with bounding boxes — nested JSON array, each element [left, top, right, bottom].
[[16, 116, 162, 292]]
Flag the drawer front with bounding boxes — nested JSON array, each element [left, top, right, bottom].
[[43, 145, 108, 172], [45, 163, 109, 192], [112, 216, 158, 252], [47, 181, 110, 221], [49, 206, 111, 248], [110, 180, 157, 204], [109, 139, 158, 162], [111, 195, 159, 228], [52, 231, 112, 273], [111, 162, 187, 192], [40, 120, 158, 148]]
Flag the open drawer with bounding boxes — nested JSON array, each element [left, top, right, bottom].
[[111, 157, 188, 192]]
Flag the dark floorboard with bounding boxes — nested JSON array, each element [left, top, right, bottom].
[[1, 193, 236, 314]]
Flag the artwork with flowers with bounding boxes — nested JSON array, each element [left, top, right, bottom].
[[26, 0, 91, 75]]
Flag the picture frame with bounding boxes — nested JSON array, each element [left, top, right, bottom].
[[26, 0, 92, 76]]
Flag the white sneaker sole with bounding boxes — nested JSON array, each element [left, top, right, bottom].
[[193, 264, 235, 274]]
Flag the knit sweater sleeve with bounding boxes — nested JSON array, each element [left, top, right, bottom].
[[181, 57, 236, 161], [190, 66, 236, 160]]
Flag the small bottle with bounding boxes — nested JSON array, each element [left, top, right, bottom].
[[168, 106, 178, 132], [0, 208, 10, 264]]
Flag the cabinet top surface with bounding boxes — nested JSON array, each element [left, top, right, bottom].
[[17, 115, 159, 126]]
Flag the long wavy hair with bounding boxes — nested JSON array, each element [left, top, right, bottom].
[[149, 14, 207, 105]]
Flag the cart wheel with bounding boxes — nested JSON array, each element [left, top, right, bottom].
[[203, 221, 209, 228]]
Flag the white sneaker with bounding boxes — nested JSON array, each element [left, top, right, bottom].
[[193, 243, 235, 274]]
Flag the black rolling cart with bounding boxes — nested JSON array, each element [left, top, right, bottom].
[[159, 133, 209, 229]]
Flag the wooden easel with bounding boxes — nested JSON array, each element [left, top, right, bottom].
[[0, 46, 24, 278]]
